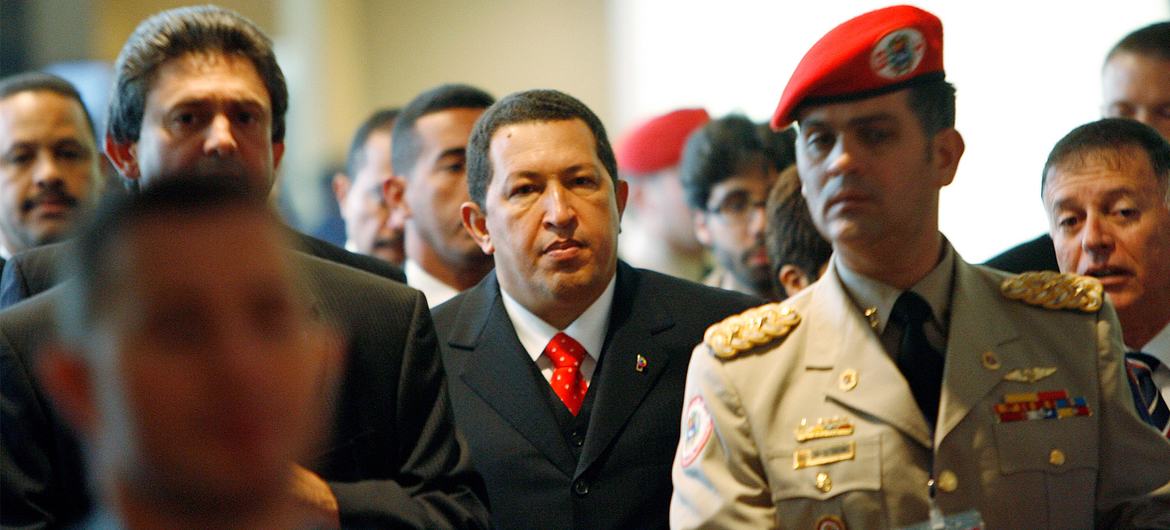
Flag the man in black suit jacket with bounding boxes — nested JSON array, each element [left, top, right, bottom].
[[0, 6, 485, 529], [436, 89, 759, 529]]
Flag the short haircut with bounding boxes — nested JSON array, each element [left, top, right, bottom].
[[906, 78, 957, 139], [345, 108, 400, 177], [0, 71, 97, 138], [680, 114, 769, 210], [765, 164, 831, 297], [1106, 21, 1170, 63], [391, 84, 494, 178], [466, 89, 618, 208], [57, 177, 275, 346], [1041, 118, 1170, 202], [106, 5, 288, 145], [758, 124, 797, 173]]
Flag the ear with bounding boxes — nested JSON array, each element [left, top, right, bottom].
[[104, 135, 140, 181], [615, 179, 629, 221], [461, 201, 494, 255], [332, 173, 351, 204], [388, 176, 411, 219], [778, 264, 812, 298], [930, 128, 965, 188], [272, 142, 286, 171], [692, 210, 713, 247], [36, 344, 99, 437]]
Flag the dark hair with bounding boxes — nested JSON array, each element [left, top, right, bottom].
[[679, 114, 769, 210], [1041, 118, 1170, 200], [757, 124, 797, 173], [346, 108, 400, 176], [1106, 21, 1170, 63], [58, 177, 274, 343], [0, 71, 97, 138], [391, 84, 494, 178], [106, 5, 288, 144], [765, 164, 831, 298], [466, 89, 618, 208], [906, 78, 957, 139]]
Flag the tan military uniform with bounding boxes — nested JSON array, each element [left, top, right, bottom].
[[671, 254, 1170, 529]]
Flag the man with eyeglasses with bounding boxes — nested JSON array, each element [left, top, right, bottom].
[[681, 114, 780, 299]]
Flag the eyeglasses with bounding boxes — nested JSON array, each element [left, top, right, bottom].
[[706, 194, 767, 223]]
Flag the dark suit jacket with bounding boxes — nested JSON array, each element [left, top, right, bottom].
[[0, 252, 488, 529], [433, 262, 760, 529], [0, 229, 405, 310], [984, 233, 1059, 273]]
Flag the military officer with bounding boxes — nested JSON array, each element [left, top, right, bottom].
[[670, 6, 1170, 529]]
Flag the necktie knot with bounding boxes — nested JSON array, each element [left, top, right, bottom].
[[546, 332, 586, 368], [1127, 351, 1162, 371], [1124, 351, 1170, 438], [890, 291, 934, 326]]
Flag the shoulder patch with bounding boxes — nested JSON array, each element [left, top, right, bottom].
[[703, 303, 800, 359], [1000, 271, 1103, 313]]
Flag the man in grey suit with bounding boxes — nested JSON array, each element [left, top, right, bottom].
[[672, 6, 1170, 529], [0, 6, 487, 529], [433, 89, 759, 529]]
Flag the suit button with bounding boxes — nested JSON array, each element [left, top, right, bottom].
[[573, 479, 590, 496], [1049, 449, 1065, 466], [570, 430, 585, 447]]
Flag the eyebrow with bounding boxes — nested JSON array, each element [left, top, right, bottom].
[[436, 147, 466, 160], [801, 112, 898, 130], [1050, 187, 1139, 211]]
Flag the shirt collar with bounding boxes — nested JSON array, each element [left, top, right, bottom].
[[500, 274, 617, 364], [0, 245, 11, 260], [405, 259, 460, 307], [1137, 320, 1170, 363], [834, 236, 956, 334]]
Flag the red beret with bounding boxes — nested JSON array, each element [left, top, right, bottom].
[[616, 108, 710, 175], [770, 5, 944, 130]]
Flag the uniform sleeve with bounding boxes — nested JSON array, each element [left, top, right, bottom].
[[670, 344, 777, 529], [1091, 302, 1170, 528], [328, 291, 490, 529]]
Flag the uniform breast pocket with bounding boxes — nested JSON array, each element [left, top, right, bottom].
[[767, 433, 883, 528], [994, 416, 1099, 527]]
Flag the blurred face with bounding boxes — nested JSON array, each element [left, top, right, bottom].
[[796, 90, 955, 255], [340, 129, 403, 263], [694, 162, 775, 295], [1045, 148, 1170, 316], [645, 170, 703, 253], [466, 119, 627, 321], [0, 90, 100, 253], [90, 208, 331, 511], [110, 52, 284, 194], [403, 108, 486, 267], [1103, 52, 1170, 140]]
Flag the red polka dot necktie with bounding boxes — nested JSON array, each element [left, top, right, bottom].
[[544, 332, 589, 416]]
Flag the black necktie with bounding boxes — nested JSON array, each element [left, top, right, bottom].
[[890, 291, 945, 429], [1125, 351, 1170, 437]]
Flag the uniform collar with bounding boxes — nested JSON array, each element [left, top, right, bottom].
[[834, 236, 956, 335]]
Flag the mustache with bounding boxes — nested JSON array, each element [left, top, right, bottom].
[[21, 188, 78, 212]]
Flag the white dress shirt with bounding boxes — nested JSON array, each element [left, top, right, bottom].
[[405, 259, 460, 308], [499, 275, 617, 385]]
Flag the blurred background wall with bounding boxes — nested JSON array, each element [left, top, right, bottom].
[[3, 0, 1167, 260]]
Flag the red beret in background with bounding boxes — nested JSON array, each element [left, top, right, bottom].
[[771, 5, 944, 130], [616, 108, 710, 175]]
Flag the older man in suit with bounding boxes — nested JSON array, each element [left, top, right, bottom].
[[433, 89, 758, 529], [671, 6, 1170, 529], [0, 6, 487, 529]]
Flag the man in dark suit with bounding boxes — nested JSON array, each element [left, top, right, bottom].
[[434, 89, 759, 529], [0, 6, 487, 529]]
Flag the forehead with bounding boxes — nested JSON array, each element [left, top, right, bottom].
[[1046, 147, 1161, 197], [796, 89, 915, 130], [488, 118, 600, 174], [1103, 52, 1170, 92], [414, 108, 483, 149], [709, 164, 774, 197], [0, 91, 90, 141], [145, 52, 271, 110]]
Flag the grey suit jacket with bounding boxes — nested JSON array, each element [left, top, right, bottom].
[[0, 252, 488, 529]]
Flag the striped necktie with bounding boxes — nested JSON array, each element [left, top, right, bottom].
[[1124, 351, 1170, 438]]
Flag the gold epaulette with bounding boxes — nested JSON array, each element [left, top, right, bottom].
[[704, 303, 800, 359], [1000, 271, 1103, 313]]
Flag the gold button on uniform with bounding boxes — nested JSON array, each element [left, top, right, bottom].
[[815, 472, 832, 493], [1049, 449, 1066, 466], [937, 470, 957, 493], [838, 369, 858, 391]]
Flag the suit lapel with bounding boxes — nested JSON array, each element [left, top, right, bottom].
[[576, 264, 674, 477], [817, 264, 934, 448], [935, 258, 1021, 445], [446, 273, 577, 477]]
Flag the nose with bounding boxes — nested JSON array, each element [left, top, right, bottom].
[[542, 183, 577, 230], [748, 202, 768, 237], [825, 135, 859, 178], [203, 114, 239, 157], [1080, 213, 1115, 258]]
